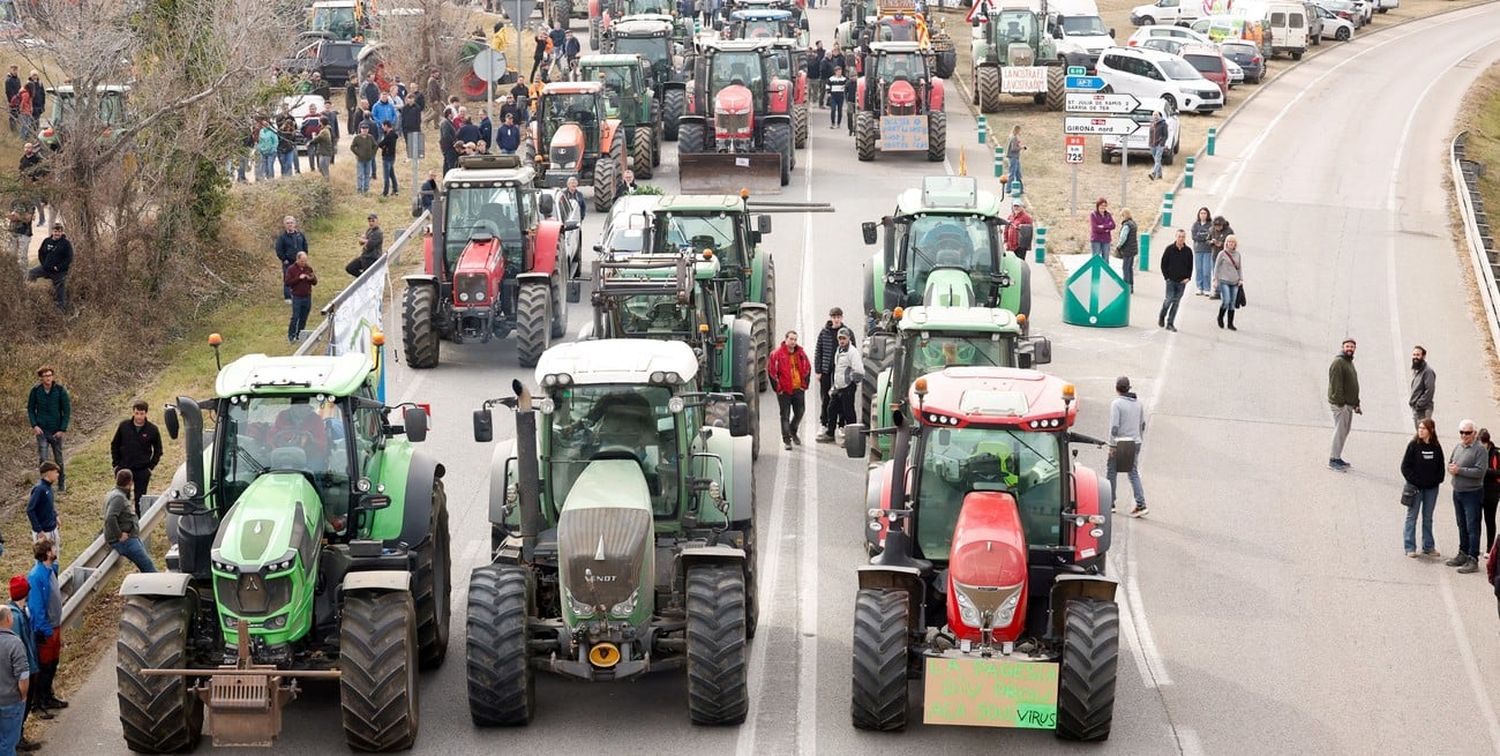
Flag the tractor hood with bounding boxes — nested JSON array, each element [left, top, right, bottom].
[[888, 79, 917, 108], [557, 459, 656, 624], [715, 84, 754, 115], [453, 236, 503, 276], [212, 472, 323, 569], [946, 490, 1029, 643], [922, 267, 977, 307], [210, 472, 322, 643], [549, 123, 586, 170]]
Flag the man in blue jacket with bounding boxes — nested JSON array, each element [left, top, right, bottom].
[[25, 464, 58, 553], [25, 540, 63, 714], [25, 367, 69, 492], [371, 92, 399, 132]]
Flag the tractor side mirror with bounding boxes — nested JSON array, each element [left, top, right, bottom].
[[474, 408, 495, 443], [1028, 336, 1052, 366], [539, 192, 555, 216], [1052, 28, 1063, 39], [861, 221, 878, 245], [756, 214, 772, 233], [844, 423, 867, 458], [163, 405, 180, 440], [594, 243, 604, 253], [1110, 27, 1117, 37], [728, 402, 751, 437], [403, 405, 428, 442]]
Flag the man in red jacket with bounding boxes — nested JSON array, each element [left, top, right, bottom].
[[1004, 203, 1033, 258], [767, 331, 812, 450]]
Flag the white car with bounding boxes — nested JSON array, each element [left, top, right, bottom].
[[1126, 24, 1214, 48], [1096, 46, 1225, 113], [1224, 57, 1244, 85], [1314, 5, 1355, 39], [1100, 97, 1181, 164], [1129, 0, 1200, 26], [593, 194, 662, 259], [279, 94, 327, 154]]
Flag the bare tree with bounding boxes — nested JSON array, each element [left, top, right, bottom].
[[367, 0, 478, 88]]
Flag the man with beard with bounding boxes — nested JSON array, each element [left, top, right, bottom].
[[1327, 338, 1360, 471], [1409, 345, 1436, 428]]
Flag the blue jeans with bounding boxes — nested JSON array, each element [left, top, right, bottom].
[[1091, 240, 1109, 257], [0, 699, 24, 754], [278, 150, 296, 175], [1159, 279, 1185, 326], [1455, 488, 1484, 558], [1404, 486, 1439, 552], [356, 159, 375, 193], [1106, 446, 1145, 507], [1008, 156, 1023, 193], [382, 157, 398, 195], [1151, 145, 1164, 178], [112, 537, 158, 573], [1194, 251, 1213, 293], [1218, 282, 1240, 310], [257, 152, 276, 180], [288, 296, 312, 342]]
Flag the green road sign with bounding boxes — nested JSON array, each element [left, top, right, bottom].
[[1062, 255, 1130, 327], [1067, 65, 1086, 76]]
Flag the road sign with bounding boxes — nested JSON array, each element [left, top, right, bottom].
[[471, 49, 509, 83], [1063, 256, 1130, 327], [1063, 116, 1143, 136], [1064, 75, 1105, 91], [1066, 65, 1086, 76], [965, 0, 995, 24], [1064, 92, 1141, 114], [1064, 135, 1084, 164]]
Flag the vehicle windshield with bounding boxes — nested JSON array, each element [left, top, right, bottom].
[[738, 18, 784, 38], [443, 185, 524, 268], [915, 426, 1063, 560], [1183, 53, 1223, 73], [311, 6, 357, 39], [216, 395, 352, 520], [608, 291, 698, 336], [1059, 15, 1109, 35], [549, 384, 680, 517], [585, 68, 630, 114], [710, 50, 767, 98], [543, 92, 601, 127], [876, 52, 924, 83], [994, 10, 1037, 43], [1158, 57, 1203, 80], [614, 35, 670, 68], [897, 214, 996, 304], [906, 333, 1016, 374], [656, 212, 743, 267]]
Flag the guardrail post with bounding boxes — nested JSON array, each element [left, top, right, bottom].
[[1207, 127, 1219, 156], [1034, 226, 1047, 263], [977, 115, 988, 145], [1184, 156, 1196, 188], [1138, 231, 1151, 272]]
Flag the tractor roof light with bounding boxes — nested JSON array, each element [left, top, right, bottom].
[[371, 329, 386, 347], [702, 248, 714, 259], [208, 333, 223, 346], [668, 396, 686, 413], [740, 187, 751, 199], [1016, 313, 1027, 324], [538, 397, 556, 415], [914, 376, 928, 396], [1062, 383, 1076, 405], [698, 323, 710, 334], [892, 306, 904, 320]]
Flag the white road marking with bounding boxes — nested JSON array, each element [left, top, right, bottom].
[[795, 122, 821, 756], [1122, 515, 1172, 687], [1438, 574, 1500, 753], [1177, 727, 1206, 756]]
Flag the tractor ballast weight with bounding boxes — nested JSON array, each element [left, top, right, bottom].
[[677, 38, 795, 193], [581, 53, 662, 179], [971, 0, 1066, 112], [852, 41, 947, 163]]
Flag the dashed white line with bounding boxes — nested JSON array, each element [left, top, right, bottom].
[[794, 118, 821, 756]]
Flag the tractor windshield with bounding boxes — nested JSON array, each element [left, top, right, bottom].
[[897, 214, 998, 306], [710, 51, 767, 100], [544, 92, 601, 128], [614, 36, 671, 81], [993, 10, 1038, 44], [609, 292, 698, 337], [656, 212, 744, 268], [738, 18, 784, 38], [876, 52, 923, 84], [443, 185, 525, 269], [907, 332, 1017, 373], [585, 68, 630, 115], [548, 385, 681, 517], [311, 6, 358, 39], [215, 395, 353, 526], [913, 426, 1063, 561]]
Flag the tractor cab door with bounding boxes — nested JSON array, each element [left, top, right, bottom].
[[345, 393, 386, 539]]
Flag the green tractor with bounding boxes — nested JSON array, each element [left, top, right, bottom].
[[581, 53, 662, 180], [600, 14, 695, 141], [465, 339, 757, 725], [860, 304, 1052, 460], [971, 0, 1066, 112], [115, 340, 450, 752]]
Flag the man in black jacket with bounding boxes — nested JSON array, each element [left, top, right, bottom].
[[110, 401, 163, 515], [814, 307, 847, 442], [26, 224, 70, 310], [346, 214, 384, 277], [4, 65, 19, 132], [274, 216, 308, 302], [400, 90, 425, 160], [1158, 229, 1193, 332]]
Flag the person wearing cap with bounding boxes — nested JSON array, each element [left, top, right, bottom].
[[349, 123, 377, 194], [814, 307, 848, 442], [830, 327, 863, 443], [6, 575, 42, 750], [1108, 376, 1148, 517], [26, 223, 70, 310], [767, 331, 813, 450], [346, 214, 383, 277]]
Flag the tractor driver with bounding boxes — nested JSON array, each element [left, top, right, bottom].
[[1006, 20, 1024, 41], [271, 401, 331, 472]]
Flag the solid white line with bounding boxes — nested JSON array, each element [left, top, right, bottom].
[[795, 123, 821, 756], [1177, 727, 1206, 756], [1123, 514, 1172, 686], [1438, 574, 1500, 754]]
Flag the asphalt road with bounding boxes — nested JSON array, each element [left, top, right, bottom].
[[48, 3, 1500, 754]]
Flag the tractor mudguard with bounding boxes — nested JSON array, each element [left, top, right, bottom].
[[530, 220, 563, 276], [342, 570, 412, 593], [404, 273, 438, 286], [768, 81, 791, 114], [681, 545, 746, 569], [747, 252, 769, 303], [1047, 574, 1118, 638], [119, 572, 193, 598], [728, 317, 753, 392], [488, 438, 520, 527], [601, 119, 622, 154], [1071, 465, 1111, 562], [855, 77, 866, 108], [929, 78, 945, 112], [421, 235, 439, 276], [395, 451, 446, 549], [863, 462, 887, 554], [865, 251, 886, 315], [856, 564, 925, 633], [698, 427, 753, 524], [664, 80, 686, 95]]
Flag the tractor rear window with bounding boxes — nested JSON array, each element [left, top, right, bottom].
[[992, 10, 1038, 44], [914, 427, 1063, 561]]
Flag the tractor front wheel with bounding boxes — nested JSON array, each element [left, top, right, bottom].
[[926, 110, 946, 162], [632, 125, 654, 179], [1046, 65, 1066, 111], [516, 281, 551, 368], [1056, 600, 1120, 741], [593, 157, 619, 211], [685, 564, 749, 725], [117, 595, 204, 754], [743, 306, 770, 393], [340, 591, 420, 751], [977, 65, 1002, 113], [793, 102, 809, 148], [663, 89, 686, 141], [855, 111, 877, 161], [467, 565, 535, 726], [412, 478, 452, 670], [765, 121, 792, 186], [402, 283, 441, 369], [676, 120, 705, 153], [851, 588, 909, 731]]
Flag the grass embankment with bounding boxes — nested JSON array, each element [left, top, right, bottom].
[[1452, 59, 1500, 377]]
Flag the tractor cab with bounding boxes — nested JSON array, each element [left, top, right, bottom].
[[607, 16, 677, 87], [649, 195, 771, 307], [435, 156, 538, 301], [308, 0, 373, 41], [705, 45, 772, 112], [582, 55, 651, 120], [538, 82, 609, 159], [765, 38, 806, 82]]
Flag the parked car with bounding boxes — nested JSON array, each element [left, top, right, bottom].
[[1180, 43, 1230, 96], [1140, 37, 1187, 55], [1127, 24, 1214, 47], [1129, 0, 1200, 26], [1316, 0, 1363, 28], [1096, 46, 1224, 113], [1372, 0, 1398, 13], [1224, 57, 1244, 85], [1313, 5, 1355, 39], [1100, 96, 1180, 164], [1219, 39, 1265, 83], [279, 94, 326, 155], [1353, 0, 1375, 23]]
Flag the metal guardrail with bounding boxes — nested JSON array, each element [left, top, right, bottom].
[[57, 211, 431, 628], [1451, 132, 1500, 354]]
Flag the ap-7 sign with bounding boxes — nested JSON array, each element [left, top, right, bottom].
[[923, 657, 1059, 729]]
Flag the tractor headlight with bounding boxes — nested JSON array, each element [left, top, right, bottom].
[[567, 590, 595, 618], [609, 590, 639, 618], [955, 588, 981, 628], [264, 614, 287, 629], [992, 589, 1022, 627], [542, 374, 558, 387], [355, 477, 372, 493], [650, 371, 666, 383], [668, 396, 686, 413], [182, 482, 200, 498], [538, 397, 556, 415], [459, 292, 471, 302], [557, 373, 574, 386], [475, 291, 486, 301], [268, 549, 298, 574]]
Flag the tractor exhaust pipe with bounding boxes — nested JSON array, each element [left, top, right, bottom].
[[511, 379, 543, 564], [173, 397, 207, 503], [872, 414, 918, 567]]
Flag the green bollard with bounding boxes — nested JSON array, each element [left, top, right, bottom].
[[977, 115, 988, 145], [1184, 157, 1196, 188], [1011, 182, 1023, 198], [994, 147, 1004, 178], [1207, 127, 1219, 156], [1161, 199, 1173, 227], [1034, 226, 1047, 263], [1138, 231, 1150, 271]]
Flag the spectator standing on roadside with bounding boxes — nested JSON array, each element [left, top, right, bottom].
[[23, 72, 42, 134], [1109, 376, 1148, 517], [321, 104, 340, 163], [1190, 207, 1214, 296], [104, 470, 156, 574], [1326, 338, 1359, 471], [26, 223, 71, 310], [1005, 202, 1033, 259], [814, 308, 847, 439], [110, 401, 163, 515], [345, 79, 360, 133], [346, 214, 383, 277], [401, 89, 425, 159], [4, 65, 18, 132], [25, 539, 63, 713], [1158, 229, 1192, 332], [1448, 420, 1487, 573], [1006, 125, 1025, 194], [255, 118, 278, 179], [831, 328, 863, 443], [274, 216, 308, 302], [372, 91, 398, 132], [8, 202, 31, 270], [25, 464, 58, 552], [1409, 345, 1436, 427], [309, 121, 333, 178], [379, 121, 400, 196], [7, 578, 41, 750], [563, 29, 581, 72], [26, 367, 69, 492], [1089, 198, 1114, 258], [1401, 417, 1444, 558], [360, 73, 381, 116], [18, 142, 44, 226], [808, 42, 826, 108], [285, 251, 317, 344], [350, 124, 377, 194], [478, 108, 493, 152], [425, 70, 445, 130], [276, 116, 300, 176], [456, 110, 482, 146], [497, 113, 521, 154], [0, 605, 30, 755], [420, 171, 439, 214], [768, 331, 812, 450], [1147, 112, 1168, 180], [1481, 428, 1499, 555], [1115, 208, 1138, 291], [532, 30, 550, 80], [562, 176, 586, 221], [1207, 215, 1234, 299], [1213, 234, 1242, 330], [439, 111, 459, 174], [827, 67, 847, 128]]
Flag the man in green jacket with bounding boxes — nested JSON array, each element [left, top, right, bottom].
[[25, 367, 69, 492], [349, 123, 376, 194], [1328, 338, 1360, 471]]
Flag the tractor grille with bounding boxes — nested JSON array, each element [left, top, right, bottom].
[[215, 572, 292, 618], [558, 506, 651, 610], [717, 112, 751, 136], [455, 273, 488, 305], [551, 145, 580, 170], [888, 103, 917, 116]]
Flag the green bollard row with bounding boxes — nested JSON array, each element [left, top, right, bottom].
[[1034, 226, 1047, 263], [1184, 156, 1196, 188], [978, 115, 988, 145], [1207, 127, 1219, 156]]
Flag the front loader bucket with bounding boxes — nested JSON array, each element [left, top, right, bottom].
[[678, 152, 783, 195]]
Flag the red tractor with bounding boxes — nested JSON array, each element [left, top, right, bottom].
[[842, 367, 1118, 739], [402, 155, 578, 369], [677, 38, 796, 193], [852, 40, 946, 163], [767, 37, 809, 148]]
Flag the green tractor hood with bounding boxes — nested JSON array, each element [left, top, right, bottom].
[[211, 472, 323, 643], [556, 459, 656, 626], [921, 268, 978, 307]]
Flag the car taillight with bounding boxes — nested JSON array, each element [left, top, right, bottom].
[[1252, 56, 1262, 64]]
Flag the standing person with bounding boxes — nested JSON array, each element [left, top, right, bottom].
[[497, 113, 521, 154], [1190, 207, 1214, 296], [0, 605, 31, 756], [561, 177, 586, 221], [767, 331, 813, 450], [284, 251, 317, 344], [1108, 376, 1148, 517], [274, 215, 308, 302], [425, 70, 445, 130], [23, 72, 42, 135], [808, 42, 826, 107], [563, 29, 581, 74], [831, 328, 863, 442], [1481, 428, 1499, 555], [25, 464, 59, 553], [1006, 125, 1025, 194], [26, 367, 69, 492], [110, 401, 163, 514], [531, 30, 550, 81], [400, 88, 425, 161], [420, 171, 438, 214], [456, 110, 482, 146], [275, 116, 300, 176], [3, 66, 18, 133], [1158, 229, 1192, 332], [1114, 208, 1138, 291], [104, 470, 156, 573], [1448, 420, 1487, 573], [477, 108, 493, 152], [827, 67, 847, 128], [360, 73, 381, 116], [371, 91, 398, 132], [346, 214, 383, 277], [321, 103, 340, 164], [7, 202, 31, 270], [378, 121, 400, 197], [439, 111, 459, 174], [350, 123, 377, 194], [26, 223, 71, 310], [1089, 198, 1114, 258], [7, 578, 41, 750], [255, 118, 278, 179], [1326, 338, 1360, 471], [25, 539, 63, 713], [1147, 112, 1168, 180], [1206, 215, 1234, 300], [309, 121, 333, 178], [18, 142, 45, 227], [814, 307, 845, 442], [1212, 234, 1242, 330], [1004, 202, 1033, 259], [344, 79, 360, 137], [1409, 345, 1436, 427], [1402, 418, 1445, 558]]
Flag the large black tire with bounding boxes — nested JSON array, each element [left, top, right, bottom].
[[859, 332, 895, 427], [632, 125, 654, 179], [933, 36, 957, 79], [412, 479, 451, 670], [744, 307, 770, 393], [685, 564, 749, 725], [735, 514, 759, 639], [402, 283, 441, 369], [765, 121, 792, 186], [855, 111, 876, 161], [663, 88, 686, 141], [977, 65, 1001, 113], [593, 156, 619, 211], [550, 272, 569, 339], [677, 120, 705, 154], [519, 136, 536, 169], [515, 281, 551, 368], [793, 102, 808, 148], [1046, 65, 1066, 111], [1056, 600, 1120, 741], [850, 588, 908, 731], [340, 591, 420, 752], [117, 595, 203, 753], [926, 110, 946, 163], [466, 565, 535, 726]]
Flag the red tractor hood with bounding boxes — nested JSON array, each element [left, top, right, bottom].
[[715, 84, 754, 114], [946, 490, 1030, 643], [453, 236, 503, 276], [887, 79, 917, 108]]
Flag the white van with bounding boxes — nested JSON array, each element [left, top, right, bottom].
[[1236, 1, 1308, 58], [1129, 0, 1201, 27], [1046, 0, 1116, 71]]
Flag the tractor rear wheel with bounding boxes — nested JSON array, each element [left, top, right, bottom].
[[735, 515, 759, 639], [663, 89, 686, 141], [412, 478, 451, 670], [926, 110, 946, 162], [933, 35, 957, 79], [402, 283, 441, 369], [677, 120, 705, 154], [855, 111, 876, 161], [1046, 65, 1066, 111], [685, 564, 749, 725], [762, 254, 777, 358], [765, 121, 792, 186], [793, 102, 808, 148], [117, 595, 203, 754], [516, 281, 551, 368], [340, 591, 420, 751], [978, 66, 1002, 113], [1056, 600, 1119, 741], [851, 588, 908, 731], [467, 565, 535, 726], [593, 155, 619, 211], [860, 332, 896, 427], [632, 126, 654, 179], [550, 273, 569, 339], [743, 306, 770, 393]]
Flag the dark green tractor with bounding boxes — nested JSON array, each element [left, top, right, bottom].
[[601, 14, 694, 141], [581, 53, 662, 180]]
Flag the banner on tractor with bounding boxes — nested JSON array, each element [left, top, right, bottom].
[[922, 657, 1060, 729], [333, 261, 387, 359], [880, 115, 930, 152], [1000, 66, 1048, 94]]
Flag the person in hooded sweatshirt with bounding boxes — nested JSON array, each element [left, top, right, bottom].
[[1401, 417, 1444, 559], [1109, 376, 1147, 517]]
